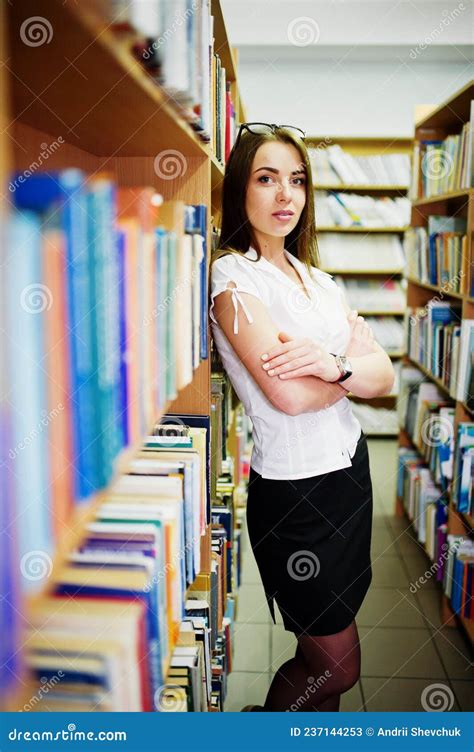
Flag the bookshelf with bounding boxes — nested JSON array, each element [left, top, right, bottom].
[[307, 135, 413, 436], [395, 81, 474, 645], [1, 0, 245, 712]]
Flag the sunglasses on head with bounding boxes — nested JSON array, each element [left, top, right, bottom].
[[234, 122, 306, 148]]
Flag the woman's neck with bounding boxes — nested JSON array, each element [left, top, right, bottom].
[[252, 236, 287, 268]]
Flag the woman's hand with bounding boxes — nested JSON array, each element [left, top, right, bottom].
[[260, 332, 341, 382], [345, 310, 377, 357]]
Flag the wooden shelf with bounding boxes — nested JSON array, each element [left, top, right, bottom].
[[415, 80, 474, 131], [406, 277, 466, 301], [7, 0, 213, 159], [397, 82, 474, 645], [412, 188, 473, 207], [2, 0, 243, 711], [317, 226, 408, 233], [461, 401, 474, 418], [405, 356, 454, 399]]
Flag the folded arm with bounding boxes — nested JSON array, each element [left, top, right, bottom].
[[337, 295, 396, 398], [211, 283, 348, 416]]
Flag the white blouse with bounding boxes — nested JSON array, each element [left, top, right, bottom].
[[209, 246, 362, 479]]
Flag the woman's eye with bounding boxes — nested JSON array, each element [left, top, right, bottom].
[[257, 175, 306, 186]]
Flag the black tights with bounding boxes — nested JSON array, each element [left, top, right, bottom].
[[263, 619, 361, 712]]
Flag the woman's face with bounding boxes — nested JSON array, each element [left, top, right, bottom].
[[245, 140, 307, 241]]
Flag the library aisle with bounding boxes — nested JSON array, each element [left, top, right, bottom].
[[1, 0, 473, 733], [225, 439, 474, 713]]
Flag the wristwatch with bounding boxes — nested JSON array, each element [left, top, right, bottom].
[[329, 353, 353, 383]]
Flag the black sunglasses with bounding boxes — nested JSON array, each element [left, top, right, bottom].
[[234, 122, 306, 148]]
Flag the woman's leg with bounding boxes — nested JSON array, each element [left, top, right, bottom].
[[263, 619, 360, 712]]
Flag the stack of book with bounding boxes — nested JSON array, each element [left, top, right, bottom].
[[405, 301, 462, 394], [410, 106, 474, 199], [443, 535, 474, 621], [6, 171, 209, 523], [403, 216, 468, 291], [452, 423, 474, 518], [107, 0, 236, 160], [397, 447, 448, 563], [18, 416, 210, 711], [334, 276, 406, 313], [315, 191, 410, 228], [318, 233, 405, 272], [310, 145, 410, 186]]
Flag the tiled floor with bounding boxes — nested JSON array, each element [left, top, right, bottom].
[[224, 439, 474, 712]]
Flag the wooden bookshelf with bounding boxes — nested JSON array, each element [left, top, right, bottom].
[[396, 81, 474, 645], [1, 0, 245, 711], [308, 135, 412, 436], [413, 188, 473, 207]]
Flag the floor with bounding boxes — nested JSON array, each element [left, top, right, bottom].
[[224, 439, 474, 712]]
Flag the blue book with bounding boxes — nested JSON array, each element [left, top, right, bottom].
[[11, 169, 101, 501], [55, 568, 163, 706], [452, 556, 463, 614], [117, 229, 129, 446], [428, 233, 438, 284], [166, 413, 211, 523], [5, 211, 53, 575], [465, 564, 473, 618], [0, 405, 21, 688], [185, 205, 208, 360], [86, 177, 124, 488]]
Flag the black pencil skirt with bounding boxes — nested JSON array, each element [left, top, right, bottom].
[[245, 430, 373, 636]]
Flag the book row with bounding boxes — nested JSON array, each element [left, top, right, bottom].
[[398, 366, 474, 517], [405, 304, 473, 402], [397, 447, 473, 620], [315, 191, 410, 228], [310, 145, 410, 186], [108, 0, 237, 160], [410, 108, 474, 199], [2, 403, 249, 711], [334, 276, 406, 313], [318, 233, 405, 272], [4, 170, 209, 566], [403, 216, 470, 295]]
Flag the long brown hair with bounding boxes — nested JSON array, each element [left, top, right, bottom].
[[212, 127, 320, 274]]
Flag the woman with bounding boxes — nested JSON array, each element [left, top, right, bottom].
[[209, 123, 395, 712]]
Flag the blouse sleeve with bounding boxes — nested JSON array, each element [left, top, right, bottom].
[[209, 254, 264, 335]]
